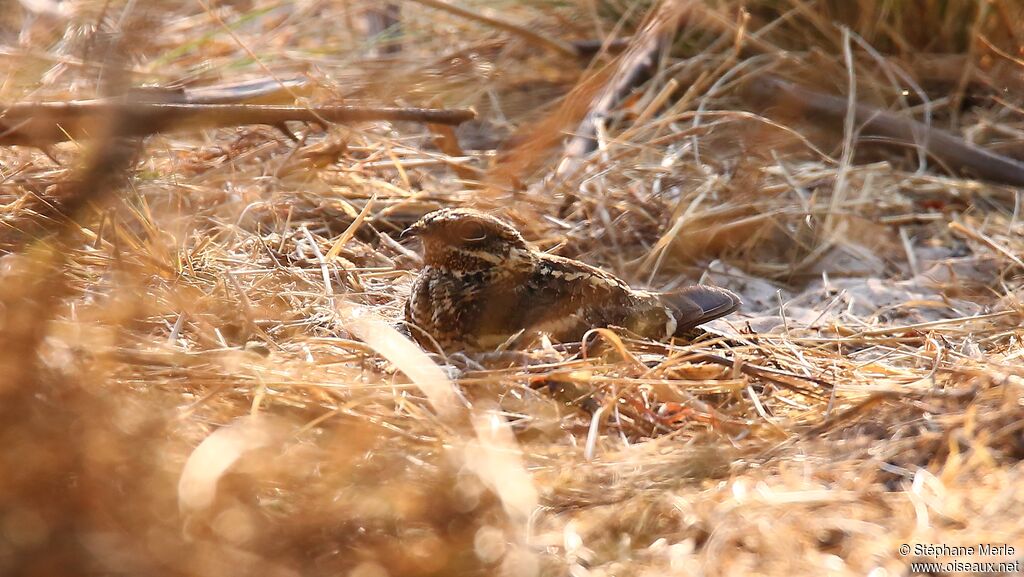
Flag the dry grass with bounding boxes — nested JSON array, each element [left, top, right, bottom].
[[1, 1, 1023, 576]]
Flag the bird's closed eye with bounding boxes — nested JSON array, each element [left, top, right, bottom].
[[457, 220, 488, 242]]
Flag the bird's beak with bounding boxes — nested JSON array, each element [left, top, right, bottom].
[[400, 221, 424, 240]]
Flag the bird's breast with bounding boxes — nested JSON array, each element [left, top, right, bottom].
[[406, 266, 505, 348]]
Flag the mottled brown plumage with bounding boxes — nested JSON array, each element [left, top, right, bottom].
[[402, 208, 740, 352]]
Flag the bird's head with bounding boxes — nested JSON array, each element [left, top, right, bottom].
[[401, 208, 530, 270]]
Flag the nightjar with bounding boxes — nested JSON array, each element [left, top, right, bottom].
[[402, 208, 740, 352]]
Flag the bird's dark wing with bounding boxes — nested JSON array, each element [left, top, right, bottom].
[[661, 285, 741, 334]]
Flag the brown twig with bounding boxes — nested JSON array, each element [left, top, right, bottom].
[[741, 74, 1024, 188], [682, 351, 833, 400], [0, 101, 477, 147]]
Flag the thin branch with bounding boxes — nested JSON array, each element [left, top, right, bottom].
[[741, 74, 1024, 188], [0, 101, 477, 146]]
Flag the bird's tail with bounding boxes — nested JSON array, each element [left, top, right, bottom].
[[661, 285, 741, 335]]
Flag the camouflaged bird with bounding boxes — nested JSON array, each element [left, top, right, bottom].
[[402, 208, 740, 352]]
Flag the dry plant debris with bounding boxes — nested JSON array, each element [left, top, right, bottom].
[[1, 1, 1022, 576]]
